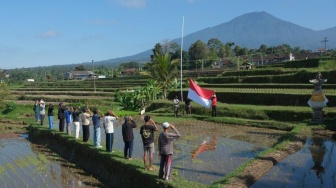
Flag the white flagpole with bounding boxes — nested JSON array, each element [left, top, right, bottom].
[[180, 16, 184, 102]]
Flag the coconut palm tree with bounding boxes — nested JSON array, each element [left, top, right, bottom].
[[146, 52, 179, 98]]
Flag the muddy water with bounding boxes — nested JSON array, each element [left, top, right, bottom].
[[50, 118, 287, 185], [251, 137, 336, 188], [0, 135, 106, 188]]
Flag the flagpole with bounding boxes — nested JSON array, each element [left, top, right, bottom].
[[180, 16, 184, 102]]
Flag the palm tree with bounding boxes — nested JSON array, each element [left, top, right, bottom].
[[146, 52, 179, 98]]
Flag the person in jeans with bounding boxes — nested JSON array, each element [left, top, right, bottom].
[[122, 116, 137, 159], [47, 103, 54, 129], [103, 110, 119, 152], [39, 99, 46, 125], [72, 107, 82, 139], [92, 108, 102, 148], [81, 107, 92, 142], [65, 106, 73, 135], [158, 122, 180, 181], [140, 115, 158, 170]]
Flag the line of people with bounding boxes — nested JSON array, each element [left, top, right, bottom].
[[34, 100, 181, 181]]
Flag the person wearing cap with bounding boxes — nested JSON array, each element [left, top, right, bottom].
[[58, 102, 66, 132], [103, 110, 119, 152], [211, 93, 217, 117], [122, 116, 137, 159], [47, 103, 54, 129], [140, 115, 158, 170], [39, 99, 46, 125], [158, 122, 181, 181]]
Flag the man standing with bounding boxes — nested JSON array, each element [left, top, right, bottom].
[[58, 102, 65, 132], [211, 93, 217, 117], [122, 116, 137, 160], [173, 96, 180, 117], [158, 122, 180, 181], [140, 115, 158, 170]]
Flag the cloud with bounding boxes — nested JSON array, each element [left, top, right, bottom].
[[117, 0, 146, 9], [38, 30, 62, 38]]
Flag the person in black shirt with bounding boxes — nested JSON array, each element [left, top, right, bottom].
[[122, 116, 137, 160], [140, 115, 158, 170], [58, 102, 65, 132]]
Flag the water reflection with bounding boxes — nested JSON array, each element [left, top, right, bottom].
[[0, 136, 106, 188], [309, 136, 326, 179], [50, 118, 285, 185], [251, 137, 336, 188]]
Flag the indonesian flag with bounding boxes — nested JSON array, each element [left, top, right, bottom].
[[187, 78, 215, 108]]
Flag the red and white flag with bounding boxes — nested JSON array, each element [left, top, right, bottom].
[[187, 78, 215, 108]]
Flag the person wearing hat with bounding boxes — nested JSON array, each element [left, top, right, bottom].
[[158, 122, 180, 181], [211, 93, 217, 117], [39, 99, 46, 125], [122, 116, 137, 159]]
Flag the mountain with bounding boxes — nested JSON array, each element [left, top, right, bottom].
[[96, 11, 336, 65]]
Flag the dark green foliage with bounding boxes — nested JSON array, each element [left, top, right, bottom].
[[283, 58, 320, 68], [3, 101, 17, 114]]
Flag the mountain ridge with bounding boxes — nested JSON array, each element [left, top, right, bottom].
[[84, 11, 336, 66]]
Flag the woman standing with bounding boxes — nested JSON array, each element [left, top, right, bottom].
[[81, 108, 92, 142], [47, 103, 54, 129], [39, 99, 46, 125], [103, 110, 118, 152], [72, 107, 82, 139]]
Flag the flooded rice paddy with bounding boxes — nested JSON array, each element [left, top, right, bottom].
[[251, 137, 336, 188], [1, 118, 335, 187], [0, 134, 106, 188]]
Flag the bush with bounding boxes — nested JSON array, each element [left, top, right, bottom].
[[3, 101, 17, 114]]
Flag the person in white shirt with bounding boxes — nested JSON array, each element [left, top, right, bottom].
[[103, 110, 119, 152]]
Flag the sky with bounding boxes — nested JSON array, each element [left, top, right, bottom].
[[1, 0, 336, 69]]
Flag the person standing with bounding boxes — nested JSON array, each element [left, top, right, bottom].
[[185, 98, 192, 115], [158, 122, 181, 181], [65, 106, 73, 135], [173, 96, 180, 117], [211, 93, 217, 117], [122, 116, 137, 160], [58, 102, 66, 132], [103, 110, 119, 152], [140, 115, 158, 170], [33, 100, 40, 123], [92, 108, 102, 148], [39, 99, 46, 125], [81, 107, 92, 142], [47, 103, 54, 129], [72, 107, 82, 139]]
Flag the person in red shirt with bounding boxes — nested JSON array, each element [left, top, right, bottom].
[[211, 93, 217, 117]]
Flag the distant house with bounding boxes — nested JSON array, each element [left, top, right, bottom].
[[64, 71, 94, 80], [26, 79, 35, 82], [120, 68, 136, 77], [98, 75, 107, 79]]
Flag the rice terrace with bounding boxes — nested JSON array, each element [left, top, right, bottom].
[[1, 54, 336, 188]]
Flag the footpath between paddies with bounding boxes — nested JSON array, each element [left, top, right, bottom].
[[28, 125, 205, 188]]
